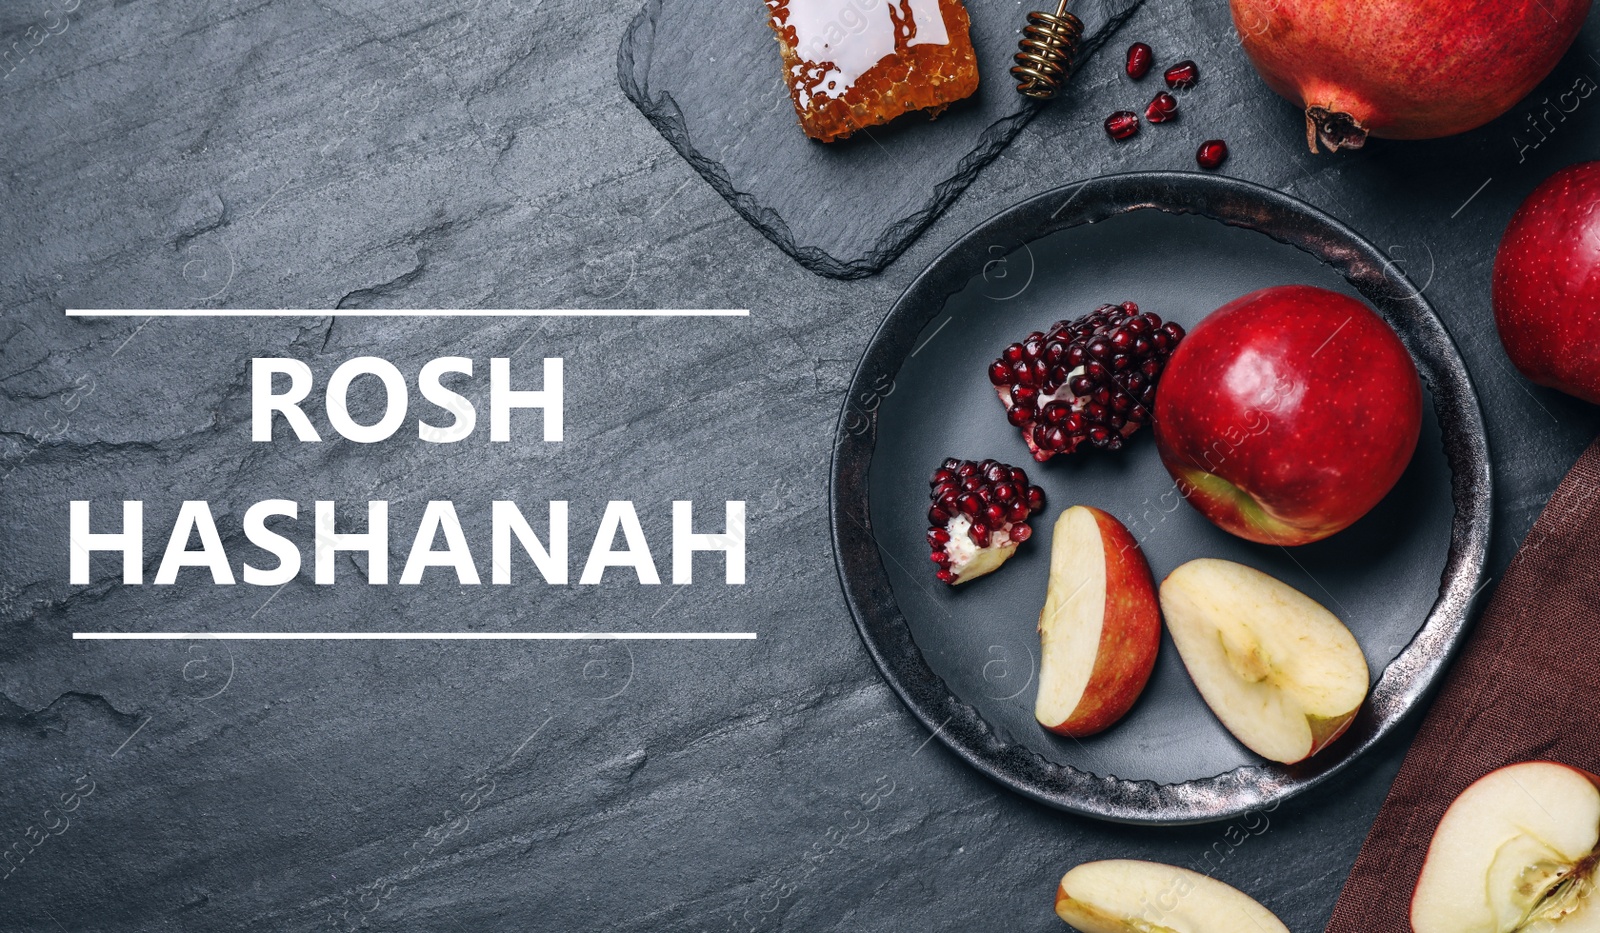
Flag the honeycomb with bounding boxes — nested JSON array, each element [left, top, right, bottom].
[[765, 0, 980, 143]]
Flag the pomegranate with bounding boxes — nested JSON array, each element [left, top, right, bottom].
[[926, 458, 1045, 585], [989, 302, 1185, 462], [1126, 42, 1154, 80], [1145, 91, 1179, 124], [1230, 0, 1589, 152], [1104, 110, 1140, 140], [1492, 162, 1600, 405]]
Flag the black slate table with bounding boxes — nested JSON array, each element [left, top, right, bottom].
[[2, 1, 1598, 930]]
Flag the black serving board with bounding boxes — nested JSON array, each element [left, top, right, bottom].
[[617, 0, 1145, 279], [830, 172, 1493, 824]]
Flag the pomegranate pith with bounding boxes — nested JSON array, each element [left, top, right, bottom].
[[1125, 42, 1153, 80], [989, 302, 1185, 462], [1105, 111, 1139, 141], [927, 458, 1045, 585], [1163, 60, 1198, 89], [1145, 91, 1178, 123]]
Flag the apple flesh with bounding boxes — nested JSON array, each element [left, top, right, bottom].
[[1153, 284, 1422, 546], [1056, 859, 1290, 933], [1493, 161, 1600, 406], [1034, 506, 1160, 738], [1159, 558, 1368, 764], [1413, 761, 1600, 933]]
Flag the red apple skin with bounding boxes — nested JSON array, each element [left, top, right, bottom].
[[1153, 286, 1423, 546], [1229, 0, 1588, 150], [1040, 507, 1160, 739], [1305, 712, 1357, 761], [1493, 162, 1600, 405]]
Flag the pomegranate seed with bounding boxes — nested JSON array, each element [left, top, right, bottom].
[[1196, 139, 1229, 170], [1104, 110, 1140, 141], [1145, 91, 1178, 124], [1125, 42, 1153, 80], [1164, 60, 1198, 89]]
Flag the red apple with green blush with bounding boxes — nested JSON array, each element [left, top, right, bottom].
[[1153, 285, 1422, 546]]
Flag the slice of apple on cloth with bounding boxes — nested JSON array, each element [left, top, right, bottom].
[[1034, 506, 1161, 738], [1055, 859, 1289, 933], [1160, 558, 1368, 764], [1413, 761, 1600, 933]]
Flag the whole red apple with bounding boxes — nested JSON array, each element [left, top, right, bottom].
[[1492, 162, 1600, 405], [1153, 285, 1422, 546], [1229, 0, 1589, 152]]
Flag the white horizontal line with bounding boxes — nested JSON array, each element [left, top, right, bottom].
[[66, 309, 749, 318], [74, 632, 757, 640]]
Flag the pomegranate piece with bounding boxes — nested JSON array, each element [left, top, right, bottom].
[[1144, 91, 1178, 123], [1196, 139, 1229, 170], [1104, 111, 1139, 141], [988, 302, 1185, 462], [1125, 42, 1153, 80], [1164, 60, 1198, 89], [927, 458, 1045, 585]]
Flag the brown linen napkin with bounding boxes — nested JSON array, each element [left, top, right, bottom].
[[1326, 435, 1600, 933]]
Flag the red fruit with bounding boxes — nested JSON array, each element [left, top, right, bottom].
[[1153, 285, 1422, 546], [989, 302, 1185, 462], [1229, 0, 1588, 152], [1163, 60, 1198, 90], [1145, 91, 1178, 123], [1492, 161, 1600, 404], [1126, 42, 1154, 80], [926, 458, 1044, 585], [1104, 111, 1140, 140], [1196, 139, 1228, 170]]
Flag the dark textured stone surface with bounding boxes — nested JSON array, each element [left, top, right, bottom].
[[1, 1, 1599, 932], [619, 0, 1144, 278]]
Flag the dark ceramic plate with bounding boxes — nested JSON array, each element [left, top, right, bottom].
[[829, 172, 1492, 825]]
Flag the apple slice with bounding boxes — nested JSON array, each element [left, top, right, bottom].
[[1055, 859, 1289, 933], [1413, 761, 1600, 933], [1034, 506, 1160, 738], [1159, 558, 1368, 764]]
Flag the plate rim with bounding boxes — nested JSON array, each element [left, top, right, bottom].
[[828, 170, 1494, 825]]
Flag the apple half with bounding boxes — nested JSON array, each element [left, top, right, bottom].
[[1034, 506, 1161, 738], [1055, 859, 1290, 933], [1159, 558, 1368, 764], [1413, 761, 1600, 933]]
